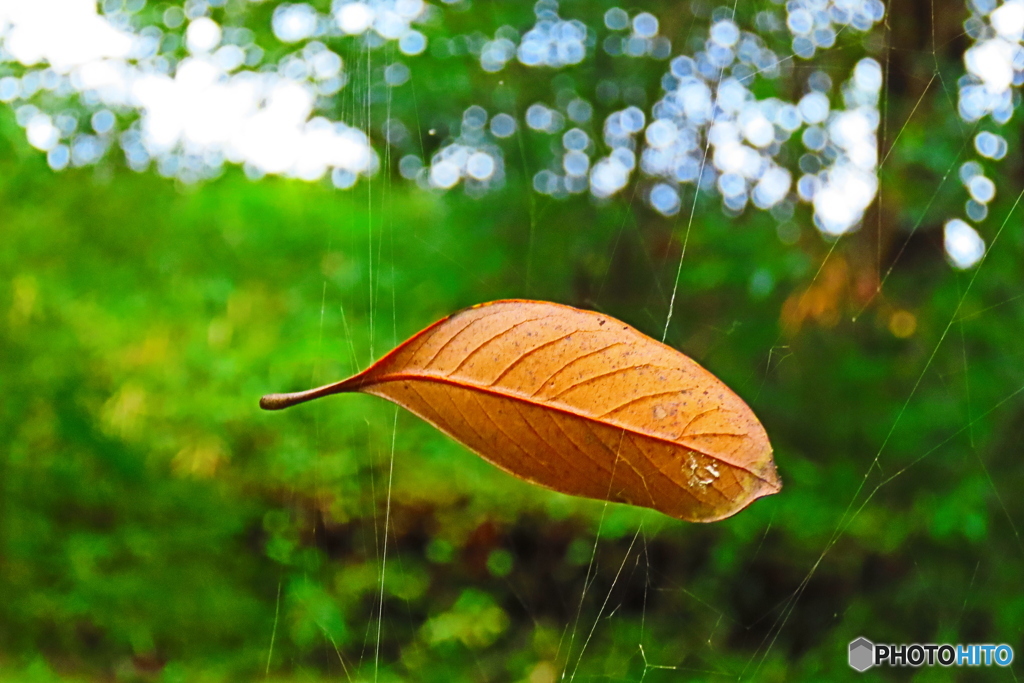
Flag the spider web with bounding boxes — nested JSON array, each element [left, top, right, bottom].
[[3, 0, 1016, 679], [579, 2, 1021, 679], [309, 0, 1024, 679]]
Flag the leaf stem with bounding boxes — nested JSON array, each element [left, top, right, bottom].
[[259, 376, 362, 410]]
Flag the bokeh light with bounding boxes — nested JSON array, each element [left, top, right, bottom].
[[944, 218, 986, 269], [0, 0, 1015, 267]]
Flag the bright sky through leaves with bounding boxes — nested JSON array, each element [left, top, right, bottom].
[[0, 0, 1021, 268]]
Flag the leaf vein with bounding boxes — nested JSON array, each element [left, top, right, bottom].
[[448, 316, 557, 376], [488, 330, 600, 386], [547, 363, 672, 402], [422, 314, 487, 370], [596, 389, 691, 419], [529, 342, 630, 397]]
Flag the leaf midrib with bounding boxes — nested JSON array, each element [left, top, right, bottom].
[[365, 371, 776, 488]]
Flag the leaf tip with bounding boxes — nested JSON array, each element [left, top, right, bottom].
[[757, 461, 783, 496]]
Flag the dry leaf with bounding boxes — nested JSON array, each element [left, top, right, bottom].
[[261, 300, 780, 522]]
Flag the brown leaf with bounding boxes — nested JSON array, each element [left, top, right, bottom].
[[261, 300, 780, 522]]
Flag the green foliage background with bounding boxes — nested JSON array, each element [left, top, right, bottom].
[[1, 1, 1023, 681]]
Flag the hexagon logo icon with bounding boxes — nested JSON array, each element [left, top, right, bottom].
[[849, 637, 874, 672]]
